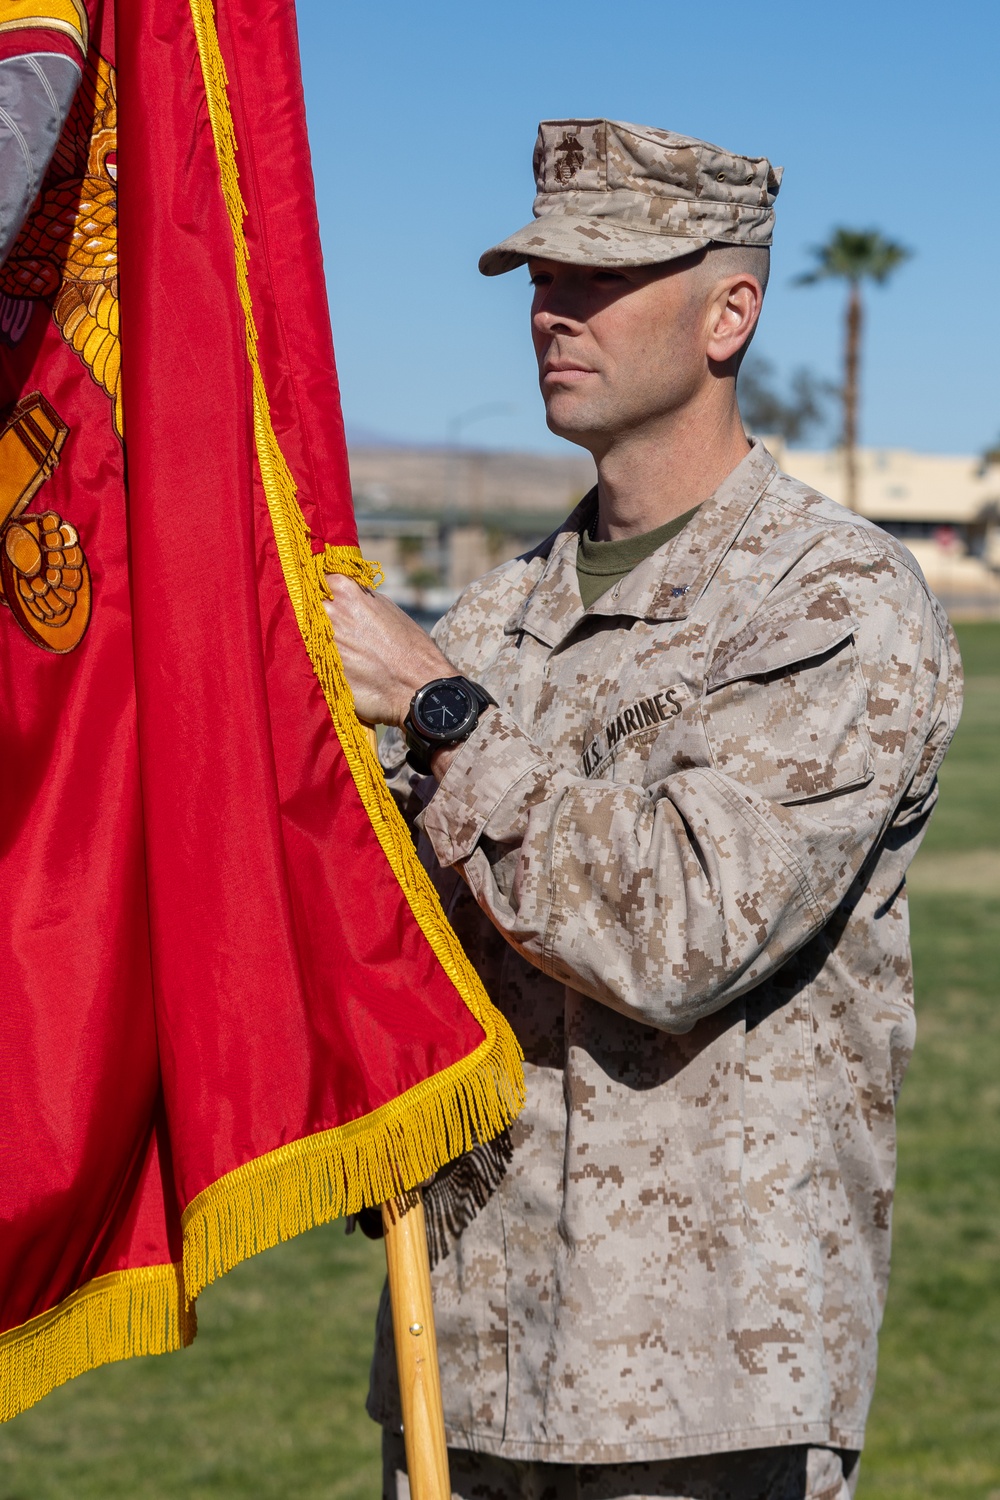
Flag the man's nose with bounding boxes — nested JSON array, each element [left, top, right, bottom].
[[532, 302, 583, 337]]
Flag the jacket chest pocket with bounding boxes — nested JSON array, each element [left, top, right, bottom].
[[702, 589, 875, 805]]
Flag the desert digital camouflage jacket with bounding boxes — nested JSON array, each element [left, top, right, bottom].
[[367, 440, 962, 1464]]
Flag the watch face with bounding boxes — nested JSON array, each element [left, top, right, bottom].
[[413, 680, 476, 742]]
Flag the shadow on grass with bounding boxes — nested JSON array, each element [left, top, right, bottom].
[[0, 1226, 386, 1499]]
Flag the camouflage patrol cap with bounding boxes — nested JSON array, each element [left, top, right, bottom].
[[479, 119, 782, 276]]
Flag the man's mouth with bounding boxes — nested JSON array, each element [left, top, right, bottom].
[[542, 363, 596, 383]]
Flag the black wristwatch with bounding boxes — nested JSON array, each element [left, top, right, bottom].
[[403, 676, 497, 774]]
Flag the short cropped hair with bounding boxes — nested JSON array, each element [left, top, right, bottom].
[[704, 242, 770, 296]]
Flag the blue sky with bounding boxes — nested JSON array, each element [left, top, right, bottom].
[[298, 0, 998, 456]]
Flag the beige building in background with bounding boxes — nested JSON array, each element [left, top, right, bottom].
[[767, 442, 1000, 610], [349, 441, 1000, 618]]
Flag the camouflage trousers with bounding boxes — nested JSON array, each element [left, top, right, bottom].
[[381, 1433, 860, 1500]]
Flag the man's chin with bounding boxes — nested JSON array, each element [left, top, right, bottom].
[[543, 402, 603, 450]]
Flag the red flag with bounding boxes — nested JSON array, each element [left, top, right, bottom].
[[0, 0, 523, 1420]]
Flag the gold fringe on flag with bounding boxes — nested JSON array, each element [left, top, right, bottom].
[[181, 1045, 523, 1299], [0, 1265, 195, 1424], [182, 0, 524, 1305]]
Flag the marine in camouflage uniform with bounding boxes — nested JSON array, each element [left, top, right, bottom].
[[328, 121, 962, 1499]]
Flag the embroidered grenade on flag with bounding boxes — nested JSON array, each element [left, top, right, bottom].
[[0, 392, 91, 653]]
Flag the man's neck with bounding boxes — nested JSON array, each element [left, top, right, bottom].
[[590, 392, 751, 542]]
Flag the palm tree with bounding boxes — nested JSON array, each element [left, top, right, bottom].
[[980, 432, 1000, 474], [796, 229, 911, 511]]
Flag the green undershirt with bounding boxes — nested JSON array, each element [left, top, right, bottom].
[[576, 504, 701, 610]]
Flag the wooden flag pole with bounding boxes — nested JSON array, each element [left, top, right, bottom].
[[359, 727, 451, 1498], [382, 1193, 452, 1500]]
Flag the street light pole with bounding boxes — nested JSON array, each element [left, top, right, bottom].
[[446, 403, 515, 515]]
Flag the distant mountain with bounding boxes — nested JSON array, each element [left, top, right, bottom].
[[345, 423, 439, 450], [344, 426, 413, 447], [345, 422, 573, 457], [348, 443, 595, 517]]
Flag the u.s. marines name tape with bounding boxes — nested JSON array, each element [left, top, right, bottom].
[[580, 687, 682, 776]]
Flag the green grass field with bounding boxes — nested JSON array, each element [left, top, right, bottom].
[[1, 625, 997, 1500], [863, 621, 1000, 1500]]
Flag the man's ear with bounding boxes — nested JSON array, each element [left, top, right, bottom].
[[706, 276, 763, 367]]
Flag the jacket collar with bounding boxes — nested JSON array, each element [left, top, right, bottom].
[[505, 440, 778, 649]]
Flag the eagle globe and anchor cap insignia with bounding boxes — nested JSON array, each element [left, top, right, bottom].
[[553, 131, 585, 183]]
